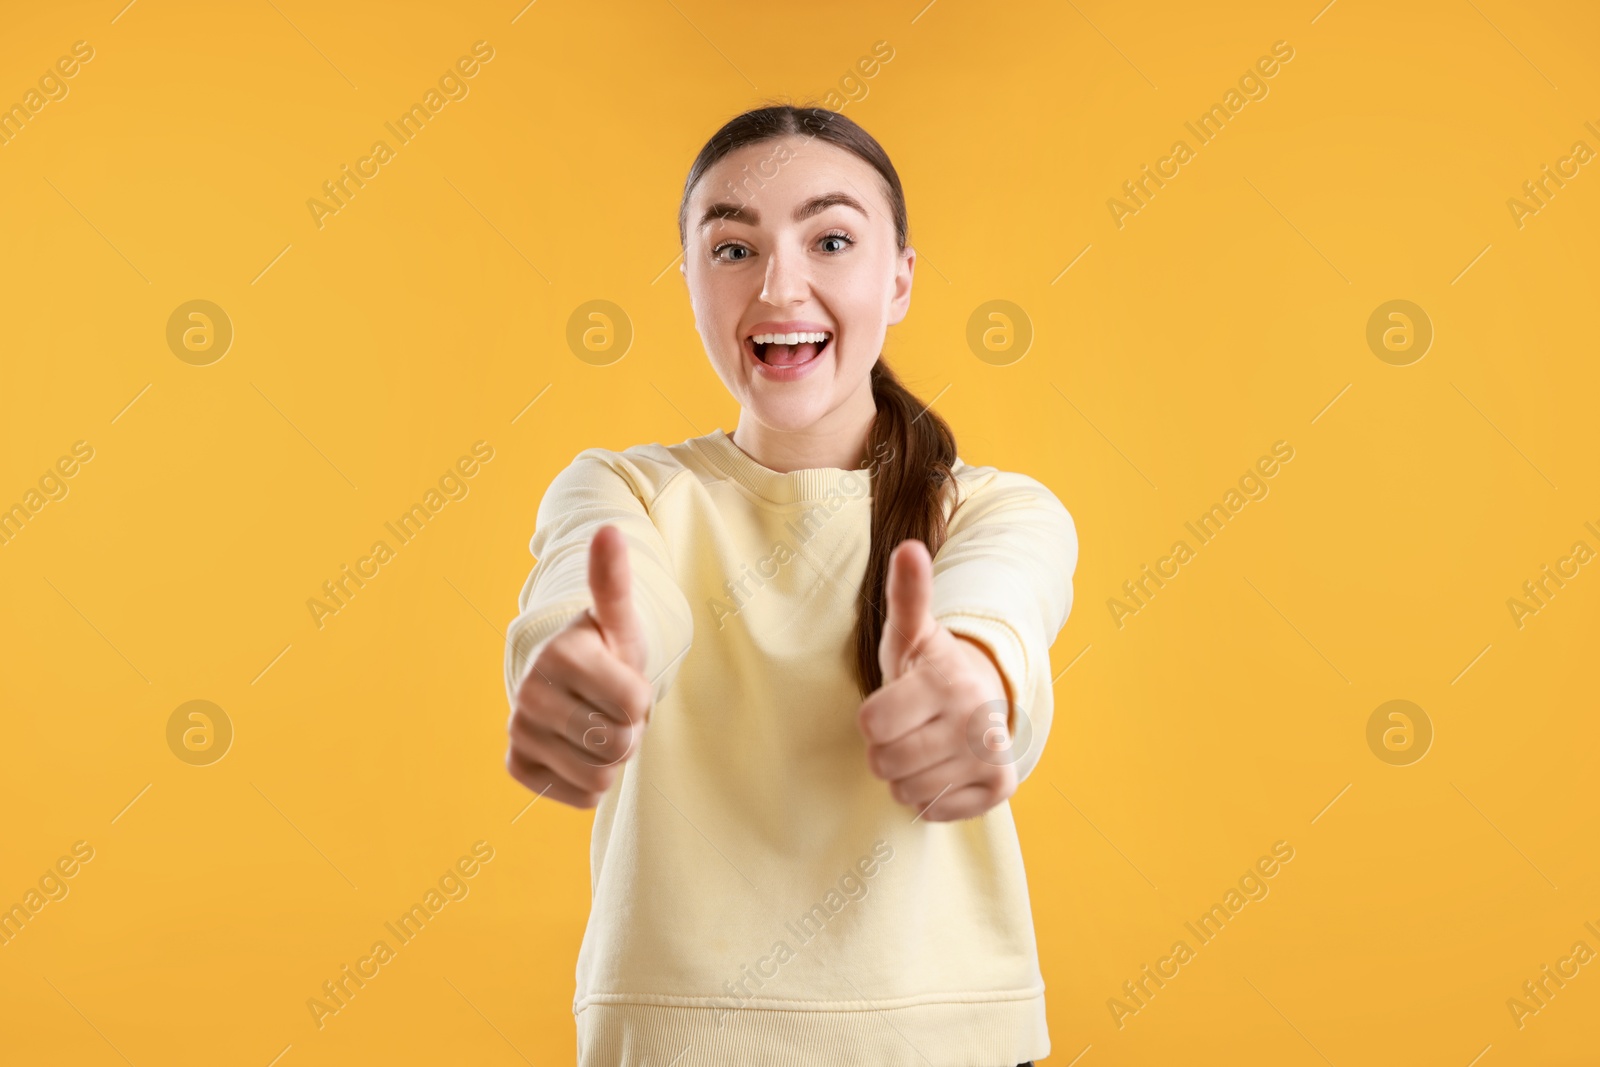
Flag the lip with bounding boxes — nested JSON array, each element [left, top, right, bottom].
[[742, 321, 834, 383], [745, 319, 834, 337]]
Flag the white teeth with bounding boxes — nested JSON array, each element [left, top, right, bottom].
[[749, 331, 831, 345]]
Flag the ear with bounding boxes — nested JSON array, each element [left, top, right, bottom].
[[887, 245, 914, 327]]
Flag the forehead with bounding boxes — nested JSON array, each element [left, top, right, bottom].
[[691, 136, 888, 230]]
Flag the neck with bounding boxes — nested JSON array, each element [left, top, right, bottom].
[[731, 373, 877, 473]]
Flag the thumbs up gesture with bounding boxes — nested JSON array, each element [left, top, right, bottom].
[[857, 539, 1019, 822], [506, 524, 656, 809]]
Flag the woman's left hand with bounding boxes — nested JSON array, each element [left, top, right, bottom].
[[856, 539, 1020, 822]]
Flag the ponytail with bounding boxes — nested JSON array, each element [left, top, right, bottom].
[[850, 359, 957, 696]]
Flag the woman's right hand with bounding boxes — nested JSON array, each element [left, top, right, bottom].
[[506, 524, 655, 809]]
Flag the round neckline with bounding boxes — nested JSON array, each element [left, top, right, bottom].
[[690, 428, 875, 506]]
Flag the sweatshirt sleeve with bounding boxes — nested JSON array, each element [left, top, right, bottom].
[[503, 448, 695, 711], [930, 467, 1079, 786]]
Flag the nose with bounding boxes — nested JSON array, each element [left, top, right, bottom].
[[758, 238, 809, 307]]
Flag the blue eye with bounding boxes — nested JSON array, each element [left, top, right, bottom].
[[711, 232, 855, 262]]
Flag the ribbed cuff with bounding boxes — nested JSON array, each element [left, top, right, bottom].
[[504, 602, 589, 707], [936, 612, 1037, 778], [937, 613, 1028, 717]]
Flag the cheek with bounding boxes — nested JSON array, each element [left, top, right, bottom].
[[833, 332, 874, 374], [828, 292, 888, 364], [690, 284, 738, 351], [695, 269, 749, 322], [829, 253, 897, 324], [693, 302, 753, 386]]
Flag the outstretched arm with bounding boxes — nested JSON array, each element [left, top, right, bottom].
[[857, 468, 1078, 821], [929, 468, 1079, 786], [504, 450, 694, 711]]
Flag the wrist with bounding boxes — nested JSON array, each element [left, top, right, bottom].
[[952, 632, 1015, 734]]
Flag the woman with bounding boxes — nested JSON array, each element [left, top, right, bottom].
[[504, 104, 1077, 1067]]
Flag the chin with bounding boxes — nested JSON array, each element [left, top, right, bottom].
[[742, 393, 834, 432]]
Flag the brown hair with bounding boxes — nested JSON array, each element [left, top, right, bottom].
[[678, 104, 958, 696]]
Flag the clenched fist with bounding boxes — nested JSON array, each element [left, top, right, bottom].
[[506, 524, 655, 809], [857, 539, 1018, 822]]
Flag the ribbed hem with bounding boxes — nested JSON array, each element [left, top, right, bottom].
[[689, 429, 874, 506], [576, 990, 1049, 1067]]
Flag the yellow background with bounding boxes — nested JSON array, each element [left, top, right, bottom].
[[2, 0, 1596, 1063]]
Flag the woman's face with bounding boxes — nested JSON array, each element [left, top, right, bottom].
[[681, 135, 914, 436]]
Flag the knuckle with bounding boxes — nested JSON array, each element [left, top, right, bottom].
[[541, 634, 580, 674], [578, 716, 635, 768], [585, 764, 618, 794], [584, 681, 624, 721], [857, 706, 878, 741], [595, 722, 636, 763], [513, 676, 544, 712], [571, 707, 608, 746], [951, 679, 990, 716], [512, 686, 541, 716], [518, 670, 558, 713], [942, 717, 970, 755], [512, 697, 549, 736], [505, 750, 541, 790], [631, 681, 654, 722], [613, 687, 647, 726]]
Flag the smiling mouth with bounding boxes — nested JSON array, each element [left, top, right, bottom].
[[747, 331, 833, 367]]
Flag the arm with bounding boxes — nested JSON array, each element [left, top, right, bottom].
[[930, 468, 1079, 785], [504, 449, 694, 711]]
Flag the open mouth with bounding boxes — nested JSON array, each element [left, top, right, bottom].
[[747, 330, 833, 368]]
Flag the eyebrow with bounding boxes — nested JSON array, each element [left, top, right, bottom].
[[697, 192, 869, 231]]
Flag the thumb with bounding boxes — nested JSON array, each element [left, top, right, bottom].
[[587, 524, 646, 671], [879, 539, 937, 683]]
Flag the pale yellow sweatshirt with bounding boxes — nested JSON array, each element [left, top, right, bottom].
[[504, 428, 1079, 1067]]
